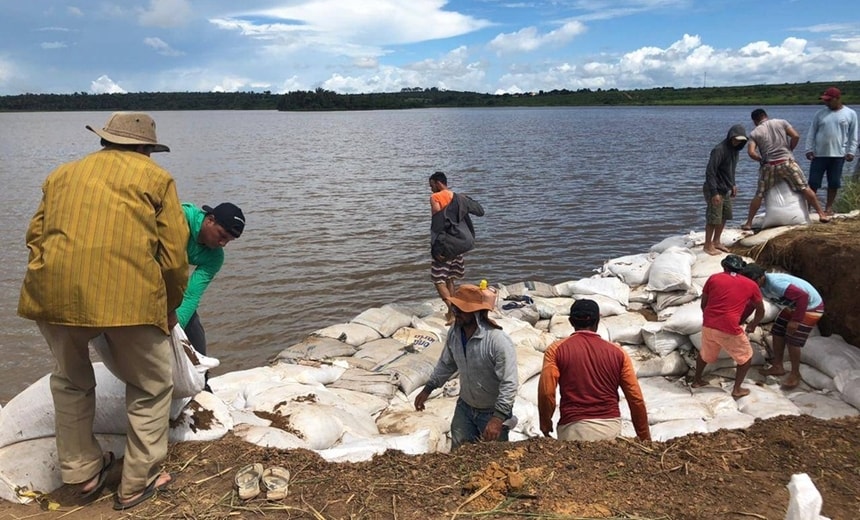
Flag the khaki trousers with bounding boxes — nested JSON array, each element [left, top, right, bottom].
[[37, 322, 173, 497], [557, 418, 621, 442]]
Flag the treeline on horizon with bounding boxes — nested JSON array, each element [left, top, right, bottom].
[[0, 81, 856, 112]]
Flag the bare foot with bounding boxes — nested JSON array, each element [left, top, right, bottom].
[[731, 388, 751, 399], [690, 380, 708, 388], [740, 224, 753, 231], [781, 374, 801, 389], [758, 366, 786, 376], [703, 246, 720, 256], [715, 244, 730, 253]]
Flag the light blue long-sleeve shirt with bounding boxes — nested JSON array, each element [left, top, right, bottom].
[[424, 315, 518, 418], [805, 106, 858, 157]]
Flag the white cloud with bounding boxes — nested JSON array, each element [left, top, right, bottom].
[[90, 75, 126, 94], [211, 76, 253, 93], [139, 0, 193, 28], [488, 21, 587, 53], [144, 37, 184, 56], [67, 6, 83, 17], [212, 0, 492, 60], [40, 42, 68, 50]]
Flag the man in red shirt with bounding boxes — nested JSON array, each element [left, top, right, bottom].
[[538, 299, 650, 442], [691, 255, 764, 398]]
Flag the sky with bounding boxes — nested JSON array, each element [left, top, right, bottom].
[[1, 0, 859, 96]]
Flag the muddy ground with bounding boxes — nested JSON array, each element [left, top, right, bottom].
[[2, 219, 859, 520]]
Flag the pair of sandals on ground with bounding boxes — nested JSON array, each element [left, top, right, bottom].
[[234, 463, 291, 501], [76, 451, 174, 510]]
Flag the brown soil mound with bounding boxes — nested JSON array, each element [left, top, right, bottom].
[[735, 216, 860, 345], [2, 218, 858, 520]]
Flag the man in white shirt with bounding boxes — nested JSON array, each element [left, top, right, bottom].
[[804, 87, 858, 215]]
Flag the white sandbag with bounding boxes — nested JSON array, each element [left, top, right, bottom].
[[388, 300, 438, 319], [833, 370, 860, 411], [353, 338, 408, 366], [690, 252, 730, 279], [548, 315, 574, 338], [169, 391, 233, 442], [662, 301, 703, 336], [391, 327, 441, 350], [270, 401, 379, 450], [0, 363, 129, 449], [271, 360, 347, 385], [233, 424, 308, 450], [735, 384, 801, 419], [92, 326, 216, 399], [328, 387, 391, 417], [652, 287, 701, 312], [785, 473, 830, 520], [501, 281, 557, 298], [315, 430, 432, 462], [351, 304, 414, 337], [384, 341, 445, 395], [230, 409, 272, 428], [510, 398, 542, 438], [566, 277, 630, 307], [410, 315, 449, 340], [515, 344, 543, 385], [531, 296, 575, 319], [799, 335, 860, 378], [602, 313, 647, 345], [629, 286, 656, 304], [706, 410, 756, 433], [499, 303, 541, 325], [641, 322, 690, 357], [276, 335, 358, 362], [516, 374, 542, 406], [621, 345, 689, 378], [650, 419, 709, 442], [602, 253, 654, 287], [736, 224, 802, 247], [761, 179, 811, 229], [798, 364, 837, 392], [327, 368, 399, 400], [646, 246, 696, 292], [629, 377, 712, 424], [650, 234, 696, 253], [508, 326, 557, 353], [0, 434, 126, 504], [312, 322, 382, 347], [586, 294, 627, 317], [244, 381, 333, 413], [377, 395, 454, 453], [788, 391, 859, 419]]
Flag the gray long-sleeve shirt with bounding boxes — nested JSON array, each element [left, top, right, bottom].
[[424, 315, 518, 418]]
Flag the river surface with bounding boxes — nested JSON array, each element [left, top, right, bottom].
[[0, 105, 823, 403]]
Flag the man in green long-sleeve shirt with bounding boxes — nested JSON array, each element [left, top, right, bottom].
[[178, 202, 245, 355]]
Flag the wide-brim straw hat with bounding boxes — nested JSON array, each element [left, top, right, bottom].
[[447, 284, 497, 313], [86, 112, 170, 152]]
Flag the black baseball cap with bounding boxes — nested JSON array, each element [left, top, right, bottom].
[[202, 203, 245, 238], [569, 299, 600, 325]]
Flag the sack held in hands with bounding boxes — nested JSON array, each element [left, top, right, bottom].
[[430, 192, 484, 262]]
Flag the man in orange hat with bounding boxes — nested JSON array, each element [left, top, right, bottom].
[[804, 87, 858, 215], [18, 112, 187, 510], [414, 284, 518, 450]]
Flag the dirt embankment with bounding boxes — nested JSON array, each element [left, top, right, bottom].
[[737, 217, 860, 346]]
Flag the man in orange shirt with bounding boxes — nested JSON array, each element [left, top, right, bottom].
[[538, 299, 650, 442], [429, 171, 464, 319]]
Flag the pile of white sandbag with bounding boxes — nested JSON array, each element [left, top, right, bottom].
[[3, 220, 860, 503]]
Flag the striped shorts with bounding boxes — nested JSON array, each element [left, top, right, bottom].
[[754, 159, 808, 198], [771, 308, 823, 347], [430, 255, 465, 284]]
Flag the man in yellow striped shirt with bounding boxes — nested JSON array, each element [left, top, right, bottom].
[[18, 112, 189, 510]]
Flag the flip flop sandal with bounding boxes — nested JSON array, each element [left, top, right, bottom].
[[262, 466, 290, 500], [80, 451, 115, 500], [113, 472, 173, 511], [234, 463, 263, 500]]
